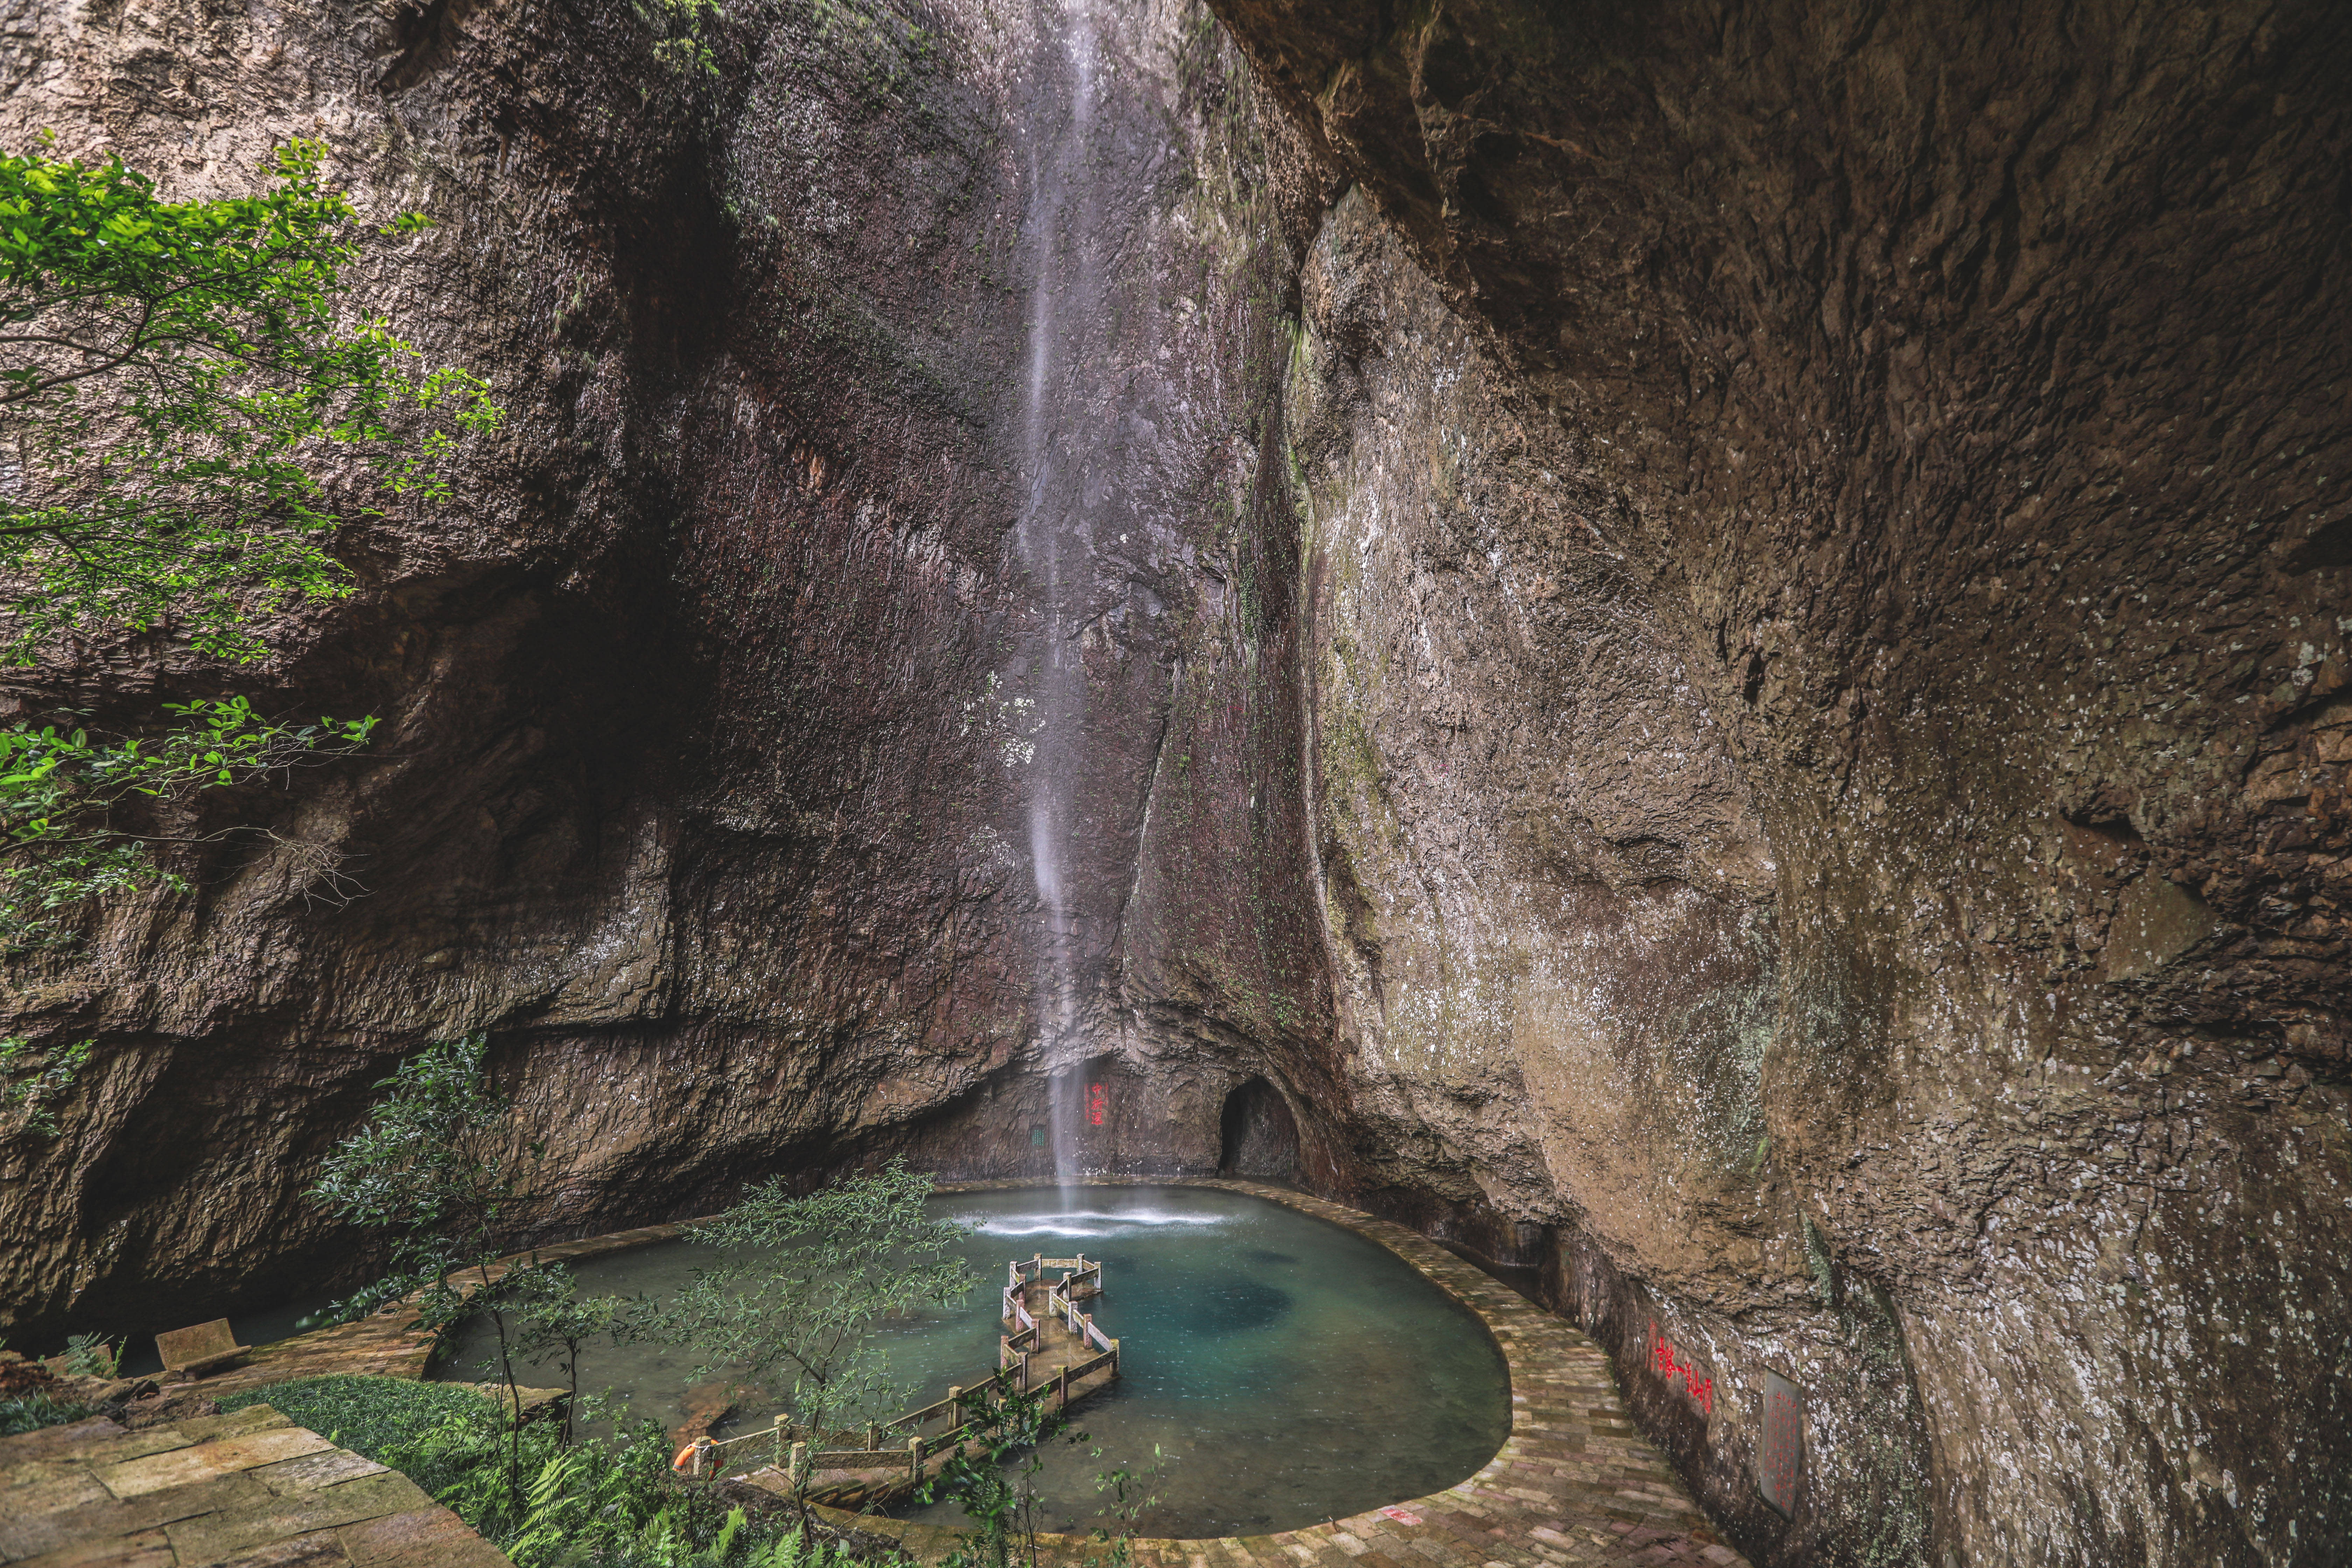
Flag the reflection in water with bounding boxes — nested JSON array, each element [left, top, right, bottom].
[[430, 1186, 1510, 1538]]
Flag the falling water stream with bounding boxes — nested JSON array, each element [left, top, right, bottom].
[[1010, 0, 1107, 1191]]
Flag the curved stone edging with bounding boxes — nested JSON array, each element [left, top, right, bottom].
[[846, 1177, 1749, 1568], [177, 1176, 1749, 1568]]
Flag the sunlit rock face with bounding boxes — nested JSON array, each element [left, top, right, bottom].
[[5, 1, 2348, 1564]]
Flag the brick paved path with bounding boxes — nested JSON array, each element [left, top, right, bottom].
[[840, 1178, 1749, 1568], [180, 1224, 697, 1405], [0, 1403, 506, 1568], [0, 1225, 696, 1567], [29, 1182, 1743, 1568]]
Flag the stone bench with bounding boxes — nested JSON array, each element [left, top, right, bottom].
[[155, 1318, 249, 1379]]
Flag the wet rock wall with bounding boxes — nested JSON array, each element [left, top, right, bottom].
[[0, 0, 1318, 1340], [2, 1, 2347, 1565], [1204, 2, 2352, 1564]]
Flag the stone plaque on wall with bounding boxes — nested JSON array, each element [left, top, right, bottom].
[[1759, 1371, 1804, 1516]]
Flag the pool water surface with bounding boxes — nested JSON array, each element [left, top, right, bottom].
[[433, 1185, 1511, 1538]]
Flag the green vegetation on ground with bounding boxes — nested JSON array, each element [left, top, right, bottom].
[[217, 1374, 497, 1463], [223, 1375, 855, 1568], [0, 1391, 100, 1435]]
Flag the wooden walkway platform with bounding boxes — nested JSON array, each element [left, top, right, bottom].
[[7, 1183, 1745, 1566], [715, 1252, 1122, 1511], [0, 1403, 508, 1568], [828, 1178, 1750, 1568]]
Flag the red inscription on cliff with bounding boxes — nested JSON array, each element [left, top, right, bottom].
[[1087, 1082, 1107, 1126], [1650, 1322, 1713, 1414]]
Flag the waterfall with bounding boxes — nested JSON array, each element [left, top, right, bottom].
[[1013, 0, 1102, 1197]]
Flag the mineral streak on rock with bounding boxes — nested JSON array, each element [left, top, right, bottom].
[[1, 0, 2347, 1565]]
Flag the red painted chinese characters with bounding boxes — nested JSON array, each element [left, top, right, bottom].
[[1649, 1322, 1713, 1415]]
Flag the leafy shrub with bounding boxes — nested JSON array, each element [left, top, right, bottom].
[[444, 1407, 876, 1568], [382, 1399, 730, 1565], [59, 1334, 119, 1378], [242, 1383, 841, 1568], [0, 1391, 100, 1435], [217, 1374, 496, 1462]]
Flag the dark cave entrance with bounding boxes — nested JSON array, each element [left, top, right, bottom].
[[1218, 1077, 1300, 1180]]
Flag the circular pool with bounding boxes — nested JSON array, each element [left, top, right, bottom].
[[432, 1184, 1511, 1538]]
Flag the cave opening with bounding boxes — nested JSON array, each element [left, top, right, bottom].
[[1218, 1076, 1300, 1180], [6, 0, 2344, 1562]]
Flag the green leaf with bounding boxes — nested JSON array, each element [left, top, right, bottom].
[[0, 139, 505, 665]]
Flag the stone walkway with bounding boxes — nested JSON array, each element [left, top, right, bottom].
[[0, 1223, 698, 1567], [178, 1224, 698, 1405], [0, 1402, 506, 1568], [836, 1177, 1748, 1568], [25, 1184, 1743, 1567]]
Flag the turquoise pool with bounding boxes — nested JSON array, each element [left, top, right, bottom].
[[432, 1185, 1511, 1538]]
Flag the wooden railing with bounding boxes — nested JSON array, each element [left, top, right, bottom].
[[686, 1358, 1034, 1483], [681, 1253, 1120, 1486], [1040, 1275, 1114, 1350], [1007, 1253, 1103, 1299], [1000, 1266, 1118, 1400]]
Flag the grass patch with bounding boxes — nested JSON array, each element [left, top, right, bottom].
[[0, 1392, 102, 1436], [217, 1375, 495, 1463]]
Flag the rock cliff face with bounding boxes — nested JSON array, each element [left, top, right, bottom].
[[1204, 2, 2352, 1564], [3, 1, 2347, 1565], [0, 0, 1322, 1333]]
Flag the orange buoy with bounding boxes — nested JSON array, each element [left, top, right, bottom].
[[672, 1445, 697, 1472]]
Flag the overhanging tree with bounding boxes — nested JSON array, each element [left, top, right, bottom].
[[640, 1161, 976, 1478], [0, 134, 501, 951]]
